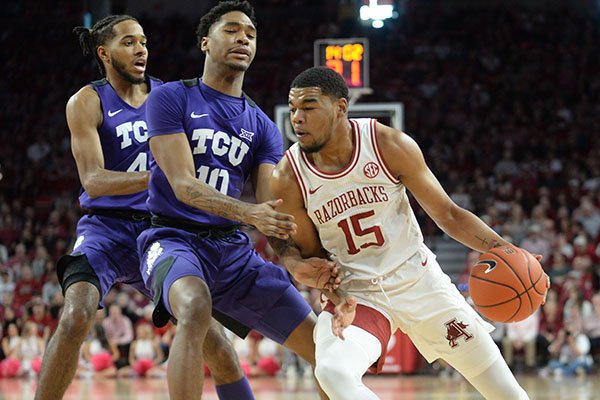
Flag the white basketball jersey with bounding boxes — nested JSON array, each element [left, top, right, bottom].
[[285, 118, 423, 281]]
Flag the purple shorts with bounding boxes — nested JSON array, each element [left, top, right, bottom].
[[58, 214, 151, 307], [137, 226, 312, 344]]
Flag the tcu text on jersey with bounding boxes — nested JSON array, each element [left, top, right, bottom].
[[116, 120, 148, 149], [190, 128, 250, 194]]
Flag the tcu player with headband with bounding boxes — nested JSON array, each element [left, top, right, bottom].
[[270, 66, 544, 399], [36, 15, 254, 400]]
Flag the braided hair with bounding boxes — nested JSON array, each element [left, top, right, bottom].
[[73, 15, 138, 75]]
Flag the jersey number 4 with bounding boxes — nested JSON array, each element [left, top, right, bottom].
[[127, 152, 148, 172], [337, 210, 385, 255]]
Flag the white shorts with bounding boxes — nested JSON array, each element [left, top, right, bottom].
[[338, 244, 501, 378]]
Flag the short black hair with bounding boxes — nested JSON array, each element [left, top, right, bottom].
[[195, 1, 257, 49], [291, 67, 349, 101], [73, 15, 138, 76]]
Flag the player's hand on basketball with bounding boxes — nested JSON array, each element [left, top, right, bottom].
[[542, 272, 551, 305], [246, 199, 297, 239], [530, 252, 551, 305], [332, 296, 357, 340], [291, 257, 341, 290]]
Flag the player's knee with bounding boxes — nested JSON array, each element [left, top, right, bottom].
[[172, 288, 212, 329], [59, 303, 96, 339], [314, 356, 356, 392]]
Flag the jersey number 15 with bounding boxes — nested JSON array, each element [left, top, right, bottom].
[[337, 210, 385, 255]]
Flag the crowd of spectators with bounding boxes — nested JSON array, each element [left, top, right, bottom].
[[0, 0, 599, 380]]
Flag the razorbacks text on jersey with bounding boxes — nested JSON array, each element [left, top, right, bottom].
[[285, 118, 423, 280]]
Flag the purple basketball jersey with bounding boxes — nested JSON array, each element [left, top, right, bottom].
[[79, 77, 163, 212], [145, 78, 283, 224]]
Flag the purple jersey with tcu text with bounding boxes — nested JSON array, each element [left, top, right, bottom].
[[78, 76, 163, 212], [145, 78, 283, 224]]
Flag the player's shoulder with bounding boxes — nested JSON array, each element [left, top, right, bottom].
[[146, 74, 163, 85], [68, 84, 100, 111], [250, 100, 278, 130], [148, 80, 187, 100], [271, 150, 297, 190]]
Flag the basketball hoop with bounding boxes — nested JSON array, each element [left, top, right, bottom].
[[349, 88, 374, 106]]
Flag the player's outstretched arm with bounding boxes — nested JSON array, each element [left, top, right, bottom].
[[66, 86, 149, 198], [268, 156, 341, 289], [148, 133, 296, 239], [376, 122, 510, 253]]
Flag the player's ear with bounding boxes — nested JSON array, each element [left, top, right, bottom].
[[337, 98, 348, 115], [97, 46, 109, 64], [200, 37, 209, 53]]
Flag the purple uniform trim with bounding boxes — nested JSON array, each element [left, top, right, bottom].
[[70, 215, 151, 307], [138, 227, 311, 344]]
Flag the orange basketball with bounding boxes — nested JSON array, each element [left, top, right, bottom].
[[468, 245, 547, 323]]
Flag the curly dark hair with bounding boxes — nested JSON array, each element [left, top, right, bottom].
[[72, 15, 139, 76], [291, 67, 350, 101], [195, 1, 257, 50]]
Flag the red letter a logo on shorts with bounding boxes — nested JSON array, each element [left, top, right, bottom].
[[445, 318, 474, 348]]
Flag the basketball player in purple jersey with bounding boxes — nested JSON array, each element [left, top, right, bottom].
[[36, 15, 255, 400], [138, 1, 338, 399]]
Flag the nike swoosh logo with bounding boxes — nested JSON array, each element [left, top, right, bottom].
[[479, 259, 497, 274], [107, 109, 123, 117], [308, 185, 323, 195], [421, 256, 428, 267], [191, 112, 209, 119]]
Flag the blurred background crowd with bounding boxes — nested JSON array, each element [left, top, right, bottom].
[[0, 0, 599, 381]]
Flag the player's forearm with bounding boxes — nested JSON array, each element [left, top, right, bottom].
[[173, 177, 249, 223], [83, 169, 149, 198], [267, 236, 304, 273], [435, 206, 510, 252]]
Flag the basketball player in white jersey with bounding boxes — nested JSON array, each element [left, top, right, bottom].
[[270, 66, 549, 400]]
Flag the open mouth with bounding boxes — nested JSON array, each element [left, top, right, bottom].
[[133, 59, 146, 72]]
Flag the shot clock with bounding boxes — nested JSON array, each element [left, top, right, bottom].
[[314, 38, 370, 91]]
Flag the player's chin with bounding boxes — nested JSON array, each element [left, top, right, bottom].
[[226, 61, 250, 72]]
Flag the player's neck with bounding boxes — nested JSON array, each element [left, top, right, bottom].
[[311, 120, 354, 172], [202, 65, 245, 97], [105, 73, 147, 104]]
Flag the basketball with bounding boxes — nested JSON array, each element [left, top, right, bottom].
[[468, 246, 547, 323]]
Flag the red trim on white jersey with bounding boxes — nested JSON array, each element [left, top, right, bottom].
[[284, 149, 308, 205], [370, 119, 401, 184], [300, 119, 361, 180]]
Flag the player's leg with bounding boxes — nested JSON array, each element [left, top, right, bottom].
[[139, 233, 213, 400], [313, 311, 381, 400], [165, 275, 212, 399], [203, 320, 254, 400], [465, 356, 528, 400], [36, 256, 101, 400]]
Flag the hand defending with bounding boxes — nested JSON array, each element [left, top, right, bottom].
[[292, 258, 341, 290], [246, 199, 297, 239], [332, 296, 357, 340]]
